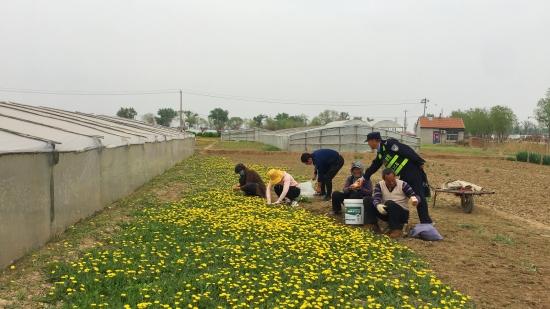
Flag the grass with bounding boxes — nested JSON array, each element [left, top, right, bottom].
[[492, 234, 515, 245], [43, 156, 472, 308], [420, 144, 500, 156], [216, 140, 281, 152]]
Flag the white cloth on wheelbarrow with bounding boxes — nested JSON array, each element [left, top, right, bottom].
[[442, 180, 483, 192]]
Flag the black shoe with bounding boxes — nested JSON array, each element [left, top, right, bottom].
[[323, 196, 331, 202]]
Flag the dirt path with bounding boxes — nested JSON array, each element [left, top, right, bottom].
[[220, 151, 550, 309]]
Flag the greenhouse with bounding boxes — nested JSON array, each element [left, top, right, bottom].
[[0, 101, 195, 268]]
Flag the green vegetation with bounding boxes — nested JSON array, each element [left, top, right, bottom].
[[421, 144, 499, 156], [45, 156, 471, 308], [195, 132, 220, 138], [516, 151, 529, 162], [528, 152, 542, 164], [543, 155, 550, 166], [492, 234, 515, 245], [216, 141, 281, 152]]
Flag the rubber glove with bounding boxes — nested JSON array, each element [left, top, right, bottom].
[[376, 204, 387, 215]]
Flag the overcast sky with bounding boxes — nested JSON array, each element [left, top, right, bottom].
[[1, 0, 549, 129]]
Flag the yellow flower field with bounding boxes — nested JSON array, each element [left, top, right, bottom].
[[47, 156, 471, 308]]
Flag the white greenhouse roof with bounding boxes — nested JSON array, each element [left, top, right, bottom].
[[0, 101, 192, 154]]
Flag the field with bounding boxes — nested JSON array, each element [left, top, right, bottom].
[[1, 139, 549, 308]]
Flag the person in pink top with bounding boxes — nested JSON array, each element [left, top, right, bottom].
[[266, 169, 301, 206]]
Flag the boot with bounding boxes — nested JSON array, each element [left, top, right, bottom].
[[387, 229, 403, 239], [364, 224, 381, 234]]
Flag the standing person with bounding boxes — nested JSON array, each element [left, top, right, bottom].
[[233, 163, 266, 198], [360, 132, 432, 224], [330, 161, 373, 215], [364, 168, 419, 238], [300, 149, 345, 201], [266, 169, 301, 206]]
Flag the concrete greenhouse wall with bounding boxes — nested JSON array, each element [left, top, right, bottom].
[[0, 138, 195, 268]]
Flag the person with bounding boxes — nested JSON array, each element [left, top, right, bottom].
[[360, 132, 433, 224], [364, 168, 419, 238], [266, 169, 301, 206], [330, 161, 373, 215], [300, 149, 345, 201], [233, 163, 266, 198]]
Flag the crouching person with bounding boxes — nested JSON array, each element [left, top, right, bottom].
[[330, 161, 372, 215], [364, 168, 419, 239], [266, 169, 301, 206], [233, 163, 266, 198]]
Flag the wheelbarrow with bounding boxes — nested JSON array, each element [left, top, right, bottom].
[[431, 188, 495, 213]]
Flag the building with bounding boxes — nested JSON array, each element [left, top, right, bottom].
[[222, 119, 421, 152], [415, 117, 465, 144], [0, 101, 195, 268]]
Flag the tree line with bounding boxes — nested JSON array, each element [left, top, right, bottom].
[[116, 107, 368, 132], [449, 88, 550, 141], [115, 87, 550, 139]]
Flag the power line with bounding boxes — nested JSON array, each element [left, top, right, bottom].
[[0, 87, 423, 107]]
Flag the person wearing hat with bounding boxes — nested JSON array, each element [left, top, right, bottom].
[[233, 163, 266, 198], [360, 131, 433, 225], [300, 149, 345, 201], [330, 161, 373, 215], [266, 169, 301, 206]]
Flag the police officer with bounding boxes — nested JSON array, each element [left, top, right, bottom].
[[361, 132, 432, 224]]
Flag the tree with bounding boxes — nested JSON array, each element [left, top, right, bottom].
[[535, 88, 550, 139], [451, 108, 492, 138], [251, 114, 268, 127], [208, 108, 229, 132], [353, 116, 363, 121], [116, 107, 137, 119], [311, 110, 341, 126], [490, 105, 517, 142], [182, 110, 199, 129], [338, 112, 350, 121], [228, 117, 244, 130], [141, 113, 156, 125], [155, 108, 178, 127]]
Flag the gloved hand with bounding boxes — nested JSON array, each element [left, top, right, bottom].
[[376, 203, 387, 215], [410, 196, 418, 207]]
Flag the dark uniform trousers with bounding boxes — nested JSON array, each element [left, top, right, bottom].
[[399, 168, 432, 224]]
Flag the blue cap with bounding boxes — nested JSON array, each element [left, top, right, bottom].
[[365, 132, 381, 142]]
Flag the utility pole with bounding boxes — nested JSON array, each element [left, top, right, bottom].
[[421, 98, 429, 116], [403, 110, 408, 132], [179, 89, 183, 131]]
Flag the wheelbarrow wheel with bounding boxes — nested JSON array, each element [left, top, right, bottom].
[[460, 194, 474, 213]]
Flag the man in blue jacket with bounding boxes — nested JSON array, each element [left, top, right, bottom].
[[301, 148, 345, 201]]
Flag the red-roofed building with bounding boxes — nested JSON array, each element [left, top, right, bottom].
[[415, 117, 465, 144]]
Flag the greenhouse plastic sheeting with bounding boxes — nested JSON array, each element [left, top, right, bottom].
[[0, 101, 191, 154]]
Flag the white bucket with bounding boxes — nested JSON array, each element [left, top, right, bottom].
[[344, 199, 364, 225]]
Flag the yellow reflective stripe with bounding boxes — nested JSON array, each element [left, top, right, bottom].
[[394, 158, 409, 175], [387, 154, 399, 168], [378, 153, 382, 159]]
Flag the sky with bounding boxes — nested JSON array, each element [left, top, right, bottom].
[[1, 0, 549, 130]]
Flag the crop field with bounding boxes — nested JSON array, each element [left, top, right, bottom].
[[1, 139, 549, 308]]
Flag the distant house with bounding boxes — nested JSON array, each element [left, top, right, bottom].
[[415, 117, 465, 144]]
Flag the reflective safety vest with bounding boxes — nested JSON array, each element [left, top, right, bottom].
[[378, 145, 409, 175]]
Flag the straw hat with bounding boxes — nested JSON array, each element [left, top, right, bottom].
[[267, 169, 284, 185]]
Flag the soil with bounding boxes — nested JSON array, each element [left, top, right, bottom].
[[2, 145, 549, 308], [219, 150, 550, 309]]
